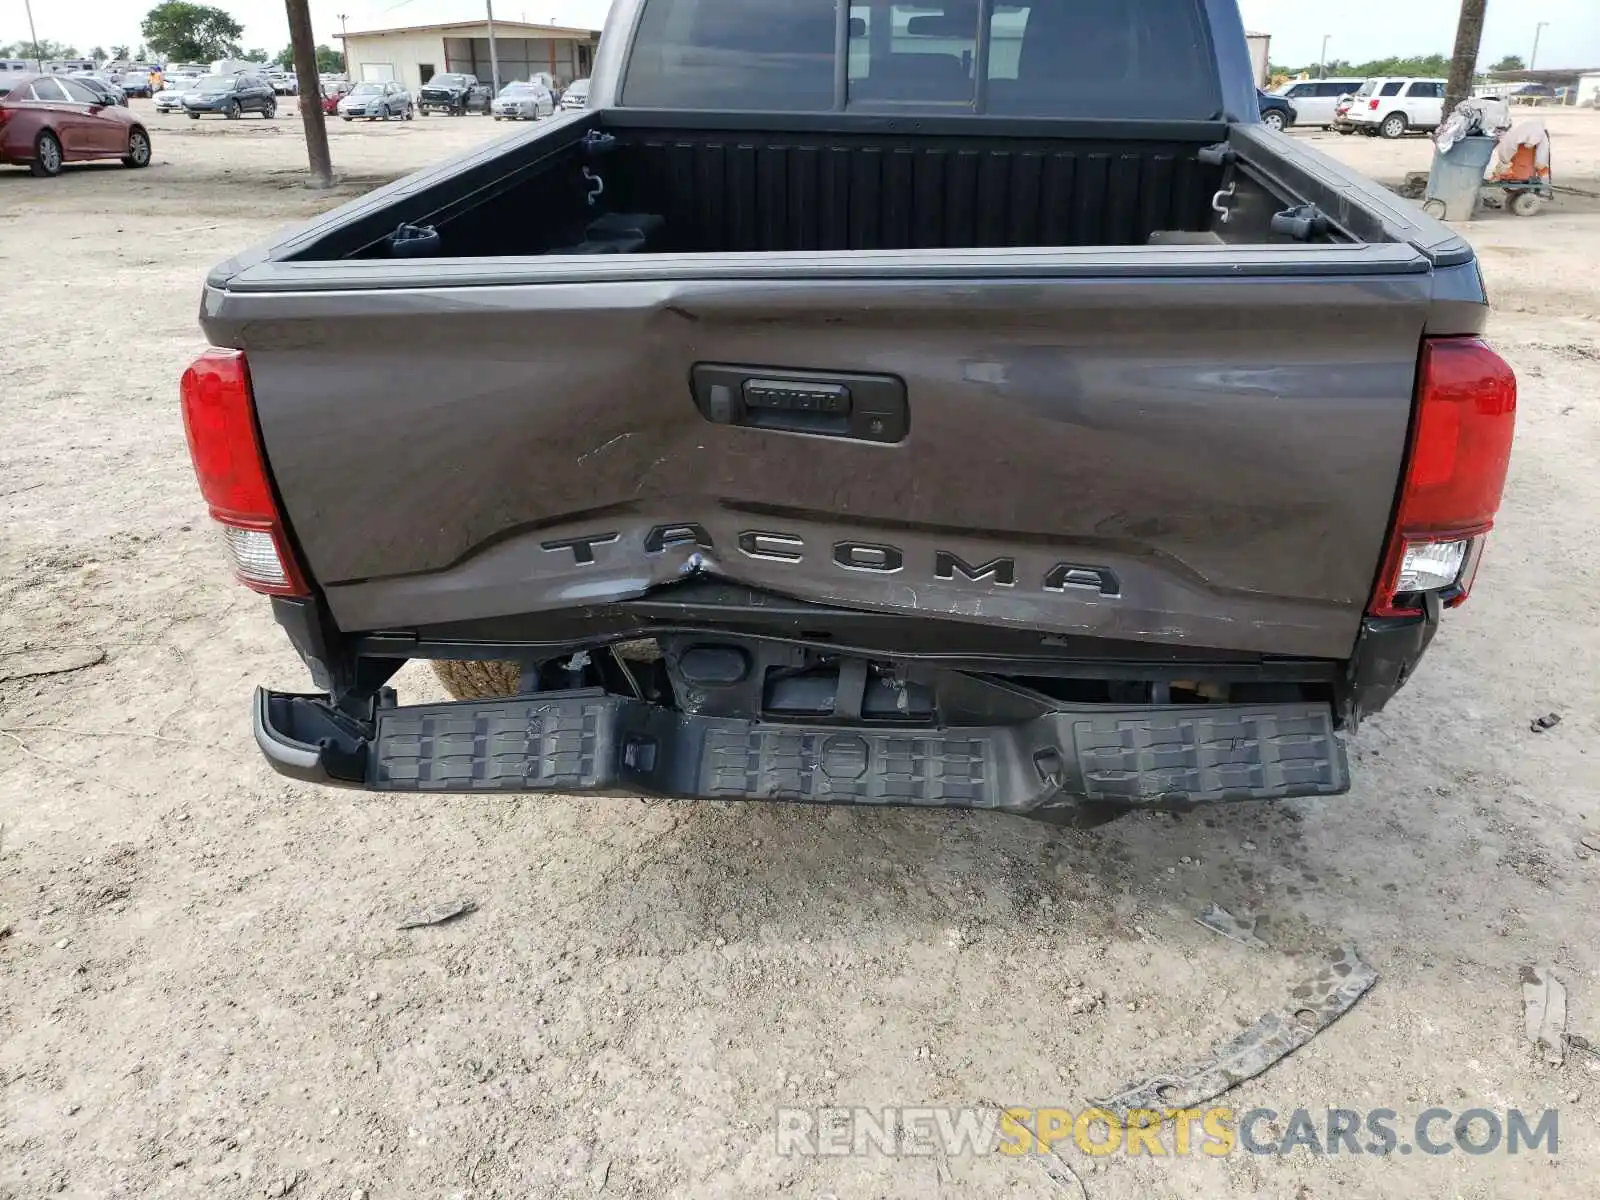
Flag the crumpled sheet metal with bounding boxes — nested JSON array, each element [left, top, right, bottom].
[[396, 899, 478, 929], [1093, 945, 1377, 1116], [1522, 965, 1567, 1067], [1194, 902, 1268, 950]]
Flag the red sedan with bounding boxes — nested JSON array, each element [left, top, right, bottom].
[[322, 82, 352, 114], [0, 73, 151, 177]]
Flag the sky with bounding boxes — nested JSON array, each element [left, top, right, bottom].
[[7, 0, 1599, 70]]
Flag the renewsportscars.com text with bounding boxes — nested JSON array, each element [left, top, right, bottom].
[[775, 1105, 1559, 1159]]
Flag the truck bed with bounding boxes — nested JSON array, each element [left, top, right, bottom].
[[249, 113, 1467, 263]]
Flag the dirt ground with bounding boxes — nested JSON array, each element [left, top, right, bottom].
[[2, 102, 1599, 1200]]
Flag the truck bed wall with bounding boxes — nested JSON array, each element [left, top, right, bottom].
[[350, 122, 1231, 258], [603, 128, 1226, 253]]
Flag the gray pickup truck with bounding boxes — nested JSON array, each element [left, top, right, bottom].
[[183, 0, 1516, 824], [417, 72, 492, 116]]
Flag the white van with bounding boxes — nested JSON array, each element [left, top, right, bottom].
[[1341, 77, 1446, 139], [1270, 78, 1365, 129]]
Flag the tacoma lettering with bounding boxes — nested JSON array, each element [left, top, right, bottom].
[[598, 525, 1119, 595], [935, 551, 1017, 587]]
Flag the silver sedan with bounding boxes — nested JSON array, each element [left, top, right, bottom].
[[153, 79, 198, 112], [337, 81, 413, 121], [490, 81, 555, 121]]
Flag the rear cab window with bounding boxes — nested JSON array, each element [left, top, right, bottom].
[[620, 0, 1222, 120], [1354, 79, 1377, 97]]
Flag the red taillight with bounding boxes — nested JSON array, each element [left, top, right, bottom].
[[1368, 337, 1516, 618], [179, 348, 309, 596], [1368, 99, 1380, 110]]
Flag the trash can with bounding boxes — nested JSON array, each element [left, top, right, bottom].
[[1423, 135, 1498, 221]]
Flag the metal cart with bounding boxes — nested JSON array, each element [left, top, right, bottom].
[[1482, 141, 1553, 217]]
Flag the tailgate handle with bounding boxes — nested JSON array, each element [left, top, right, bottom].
[[691, 364, 907, 443]]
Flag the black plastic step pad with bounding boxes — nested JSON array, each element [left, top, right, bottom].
[[369, 692, 1347, 811]]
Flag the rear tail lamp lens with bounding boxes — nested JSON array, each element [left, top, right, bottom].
[[221, 525, 296, 590], [1369, 338, 1516, 618], [1368, 99, 1380, 110], [1395, 539, 1469, 593], [179, 349, 309, 596]]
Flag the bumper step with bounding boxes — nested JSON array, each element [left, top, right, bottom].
[[255, 687, 1348, 813]]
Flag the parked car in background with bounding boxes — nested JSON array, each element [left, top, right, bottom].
[[559, 77, 589, 110], [1271, 77, 1364, 129], [490, 80, 555, 120], [1256, 89, 1296, 132], [418, 72, 491, 115], [0, 73, 152, 176], [338, 81, 413, 121], [210, 59, 264, 78], [183, 73, 277, 119], [320, 79, 353, 114], [265, 70, 299, 96], [1340, 77, 1446, 138], [154, 76, 199, 112], [1505, 83, 1557, 105], [119, 68, 155, 98], [70, 73, 129, 107]]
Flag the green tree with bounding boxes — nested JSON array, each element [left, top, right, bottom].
[[110, 44, 131, 61], [276, 42, 344, 72], [2, 37, 81, 60], [140, 3, 245, 62], [242, 47, 268, 62], [1350, 53, 1452, 77], [89, 45, 109, 62], [1490, 54, 1525, 72]]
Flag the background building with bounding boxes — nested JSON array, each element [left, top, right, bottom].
[[335, 20, 600, 92], [1245, 31, 1271, 87]]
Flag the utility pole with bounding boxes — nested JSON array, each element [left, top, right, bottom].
[[1318, 34, 1330, 78], [1443, 0, 1489, 122], [485, 0, 502, 94], [284, 0, 333, 187], [338, 13, 350, 76], [1530, 21, 1550, 70], [22, 0, 42, 71]]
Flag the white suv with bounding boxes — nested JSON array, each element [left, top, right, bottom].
[[1341, 77, 1446, 139], [1271, 78, 1366, 129]]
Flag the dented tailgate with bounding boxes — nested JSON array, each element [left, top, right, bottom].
[[209, 247, 1435, 659]]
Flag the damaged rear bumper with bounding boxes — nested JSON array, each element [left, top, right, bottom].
[[254, 686, 1348, 814]]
